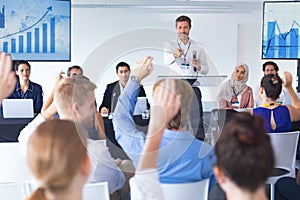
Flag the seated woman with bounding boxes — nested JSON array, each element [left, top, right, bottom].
[[7, 61, 43, 113], [26, 120, 90, 200], [249, 74, 300, 132], [217, 63, 254, 109], [214, 112, 274, 200]]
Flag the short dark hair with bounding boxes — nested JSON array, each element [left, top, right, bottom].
[[14, 60, 30, 71], [115, 62, 130, 73], [67, 65, 83, 77], [215, 112, 274, 193], [260, 74, 282, 100], [262, 61, 279, 72], [175, 15, 192, 28]]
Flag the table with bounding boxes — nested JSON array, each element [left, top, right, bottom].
[[0, 116, 33, 142]]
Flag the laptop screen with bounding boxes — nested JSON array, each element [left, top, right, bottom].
[[2, 99, 34, 118]]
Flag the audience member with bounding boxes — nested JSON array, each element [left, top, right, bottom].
[[113, 56, 216, 190], [26, 120, 90, 200], [41, 67, 105, 140], [214, 112, 274, 200], [275, 170, 300, 200], [19, 75, 129, 199], [164, 15, 208, 140], [0, 52, 16, 102], [130, 78, 180, 199], [217, 63, 254, 109], [99, 61, 149, 115], [2, 60, 43, 113], [67, 65, 83, 76], [249, 74, 300, 132], [255, 61, 288, 107]]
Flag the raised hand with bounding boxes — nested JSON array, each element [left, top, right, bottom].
[[0, 52, 17, 102]]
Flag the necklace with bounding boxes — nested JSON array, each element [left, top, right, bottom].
[[261, 102, 277, 107]]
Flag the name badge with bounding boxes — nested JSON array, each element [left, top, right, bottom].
[[181, 63, 190, 69], [232, 101, 240, 108]]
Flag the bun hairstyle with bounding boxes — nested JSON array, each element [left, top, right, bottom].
[[215, 112, 274, 193], [260, 74, 282, 100]]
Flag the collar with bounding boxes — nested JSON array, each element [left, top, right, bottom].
[[261, 102, 277, 107], [16, 81, 33, 92]]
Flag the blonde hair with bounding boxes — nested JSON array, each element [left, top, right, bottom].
[[153, 79, 192, 129], [26, 120, 88, 200], [54, 75, 96, 115]]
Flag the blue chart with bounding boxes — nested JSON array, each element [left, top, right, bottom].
[[262, 2, 300, 59], [0, 0, 70, 61]]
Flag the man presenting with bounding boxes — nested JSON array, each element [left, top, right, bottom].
[[164, 15, 209, 140], [164, 15, 209, 76]]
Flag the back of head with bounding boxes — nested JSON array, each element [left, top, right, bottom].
[[26, 119, 88, 200], [153, 79, 192, 129], [260, 74, 282, 100], [54, 75, 96, 115], [215, 112, 274, 193]]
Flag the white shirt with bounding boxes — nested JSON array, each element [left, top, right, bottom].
[[18, 114, 125, 193], [164, 38, 209, 76]]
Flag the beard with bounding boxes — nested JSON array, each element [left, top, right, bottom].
[[178, 33, 188, 41]]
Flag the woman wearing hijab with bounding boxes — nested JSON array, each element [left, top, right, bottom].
[[217, 63, 254, 109]]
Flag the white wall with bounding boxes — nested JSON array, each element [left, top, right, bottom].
[[27, 5, 299, 110]]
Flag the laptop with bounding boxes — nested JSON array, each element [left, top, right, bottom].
[[2, 99, 34, 118], [133, 97, 147, 116]]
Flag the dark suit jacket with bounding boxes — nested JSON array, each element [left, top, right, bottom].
[[99, 80, 149, 113]]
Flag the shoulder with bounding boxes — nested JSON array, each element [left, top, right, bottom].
[[106, 81, 118, 89], [190, 39, 205, 48]]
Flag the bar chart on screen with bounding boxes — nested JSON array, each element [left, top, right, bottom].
[[0, 0, 70, 61], [262, 1, 300, 59]]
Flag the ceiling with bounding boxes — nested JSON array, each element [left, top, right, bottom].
[[72, 0, 267, 13]]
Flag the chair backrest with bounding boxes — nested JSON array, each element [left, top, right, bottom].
[[0, 182, 28, 200], [83, 182, 110, 200], [161, 179, 210, 200], [0, 142, 31, 182], [268, 131, 300, 175], [27, 181, 110, 200]]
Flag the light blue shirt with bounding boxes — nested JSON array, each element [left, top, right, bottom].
[[113, 78, 216, 189]]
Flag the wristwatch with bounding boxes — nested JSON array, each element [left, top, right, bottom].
[[131, 75, 138, 83]]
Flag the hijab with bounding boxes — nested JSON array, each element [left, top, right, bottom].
[[218, 63, 249, 102]]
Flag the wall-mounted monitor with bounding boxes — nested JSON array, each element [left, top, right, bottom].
[[0, 0, 71, 61], [262, 1, 300, 59]]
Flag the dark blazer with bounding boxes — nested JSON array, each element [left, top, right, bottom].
[[99, 80, 149, 113]]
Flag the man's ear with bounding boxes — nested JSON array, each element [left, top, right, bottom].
[[72, 102, 80, 115], [213, 166, 226, 184]]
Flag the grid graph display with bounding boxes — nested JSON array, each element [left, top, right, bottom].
[[262, 1, 300, 59], [0, 0, 70, 61]]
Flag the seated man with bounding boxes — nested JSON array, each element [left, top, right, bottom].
[[113, 56, 216, 190], [19, 75, 130, 199], [254, 61, 289, 107], [99, 61, 149, 115]]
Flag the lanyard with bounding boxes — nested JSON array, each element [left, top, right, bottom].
[[231, 86, 239, 97], [177, 38, 191, 62]]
